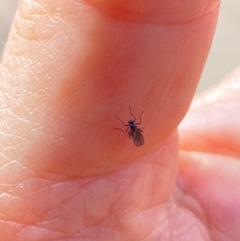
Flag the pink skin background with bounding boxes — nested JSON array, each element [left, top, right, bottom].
[[0, 0, 240, 240]]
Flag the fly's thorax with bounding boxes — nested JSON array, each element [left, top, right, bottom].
[[128, 120, 137, 131]]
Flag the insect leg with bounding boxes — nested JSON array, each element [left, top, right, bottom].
[[115, 117, 129, 127], [128, 130, 132, 139], [113, 127, 129, 133]]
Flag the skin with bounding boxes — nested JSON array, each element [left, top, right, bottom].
[[0, 0, 239, 240]]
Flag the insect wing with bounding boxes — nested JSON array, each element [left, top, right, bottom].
[[132, 128, 144, 147]]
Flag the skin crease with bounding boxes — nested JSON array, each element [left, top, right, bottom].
[[0, 0, 240, 240]]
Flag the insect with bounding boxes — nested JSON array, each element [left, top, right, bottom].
[[113, 106, 144, 147]]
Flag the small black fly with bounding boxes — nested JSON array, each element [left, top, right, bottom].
[[113, 106, 144, 147]]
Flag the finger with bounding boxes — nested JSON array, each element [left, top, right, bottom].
[[177, 151, 240, 240], [0, 0, 219, 174], [179, 66, 240, 157]]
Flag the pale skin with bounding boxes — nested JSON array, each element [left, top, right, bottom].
[[0, 0, 239, 240]]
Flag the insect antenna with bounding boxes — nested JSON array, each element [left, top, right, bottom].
[[137, 110, 144, 125], [129, 105, 136, 121]]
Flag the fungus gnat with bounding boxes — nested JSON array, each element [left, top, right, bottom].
[[113, 106, 144, 147]]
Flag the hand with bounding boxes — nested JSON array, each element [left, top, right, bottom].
[[1, 0, 239, 240]]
